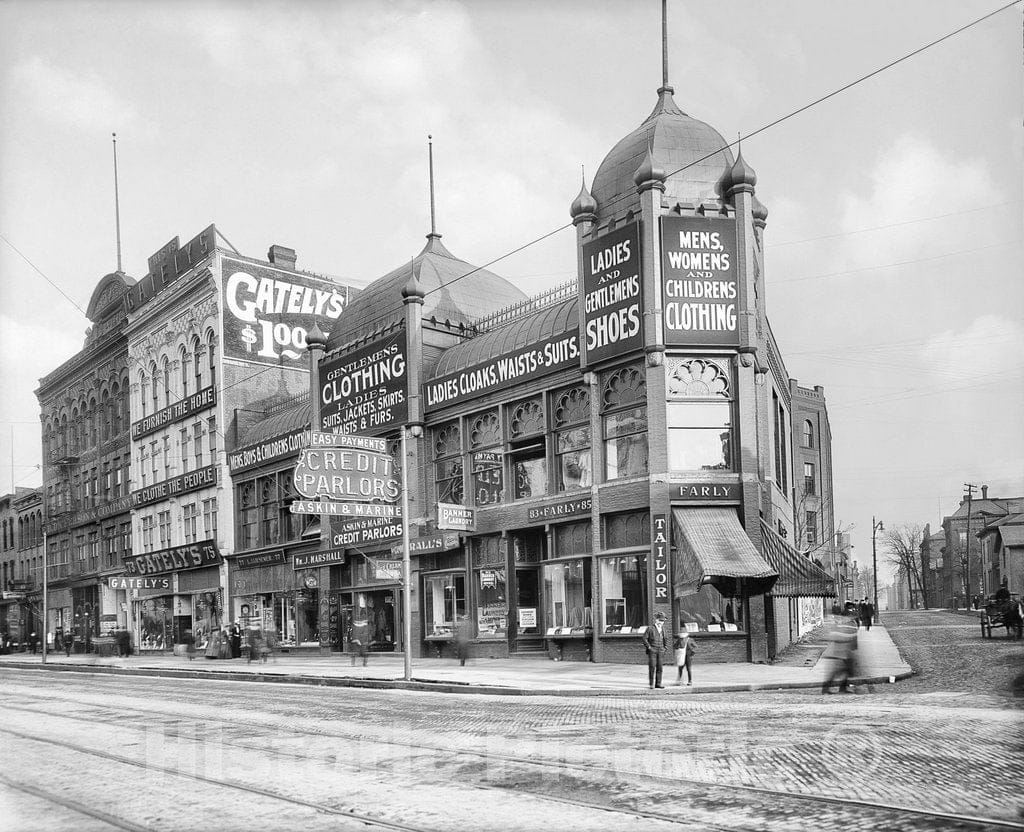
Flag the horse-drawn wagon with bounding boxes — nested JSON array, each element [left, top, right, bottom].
[[980, 596, 1023, 639]]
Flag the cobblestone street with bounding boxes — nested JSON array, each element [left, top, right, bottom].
[[1, 610, 1022, 832]]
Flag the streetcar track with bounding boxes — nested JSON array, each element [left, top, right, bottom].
[[0, 772, 151, 832], [3, 693, 1019, 831]]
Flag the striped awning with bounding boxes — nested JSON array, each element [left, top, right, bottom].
[[759, 521, 837, 598], [672, 507, 778, 597]]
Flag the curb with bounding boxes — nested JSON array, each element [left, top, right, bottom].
[[0, 661, 915, 697]]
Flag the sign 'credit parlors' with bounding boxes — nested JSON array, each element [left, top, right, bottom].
[[660, 216, 739, 346]]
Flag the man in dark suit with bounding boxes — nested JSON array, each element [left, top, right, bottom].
[[642, 611, 670, 688]]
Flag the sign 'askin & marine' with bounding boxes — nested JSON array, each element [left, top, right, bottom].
[[123, 539, 221, 577], [131, 465, 217, 509], [131, 386, 216, 441]]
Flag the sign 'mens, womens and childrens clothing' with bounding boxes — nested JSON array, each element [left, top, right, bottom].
[[425, 331, 580, 411], [660, 216, 739, 346], [123, 539, 222, 577], [319, 329, 408, 435], [580, 221, 643, 366], [221, 258, 351, 367]]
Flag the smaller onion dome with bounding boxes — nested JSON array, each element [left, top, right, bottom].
[[402, 269, 424, 300], [752, 194, 769, 227], [726, 149, 757, 194], [305, 322, 328, 350], [633, 143, 666, 190], [569, 178, 598, 221]]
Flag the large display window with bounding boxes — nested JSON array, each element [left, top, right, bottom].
[[475, 567, 507, 638], [234, 591, 319, 647], [423, 572, 466, 639], [677, 585, 743, 633], [601, 364, 648, 481], [599, 554, 648, 633], [542, 559, 592, 632]]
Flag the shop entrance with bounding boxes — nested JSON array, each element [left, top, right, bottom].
[[512, 567, 541, 652], [340, 589, 397, 653]]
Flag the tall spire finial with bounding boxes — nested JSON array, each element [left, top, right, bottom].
[[662, 0, 668, 89], [112, 132, 122, 272], [427, 134, 439, 239]]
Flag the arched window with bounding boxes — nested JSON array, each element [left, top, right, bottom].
[[110, 383, 120, 435], [180, 347, 191, 397], [100, 391, 110, 442], [161, 358, 171, 410], [192, 337, 203, 391], [207, 333, 217, 388], [119, 375, 129, 433], [140, 371, 150, 417], [802, 420, 814, 449], [88, 396, 98, 447], [70, 407, 80, 453], [150, 363, 159, 414]]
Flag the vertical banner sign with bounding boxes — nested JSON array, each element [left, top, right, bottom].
[[580, 221, 643, 366], [319, 329, 408, 435], [222, 258, 351, 365], [652, 514, 670, 602], [660, 216, 739, 346]]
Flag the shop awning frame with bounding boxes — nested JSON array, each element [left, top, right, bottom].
[[759, 520, 838, 598], [671, 507, 779, 597]]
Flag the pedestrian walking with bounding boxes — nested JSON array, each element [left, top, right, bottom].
[[228, 622, 242, 659], [862, 600, 874, 630], [821, 614, 857, 694], [642, 611, 670, 688], [245, 625, 259, 664], [64, 630, 74, 656], [28, 631, 38, 654], [674, 629, 696, 686], [454, 618, 471, 666]]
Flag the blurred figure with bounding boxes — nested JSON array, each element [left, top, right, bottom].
[[228, 622, 241, 659], [674, 629, 696, 686], [454, 618, 471, 667], [28, 631, 38, 654], [821, 614, 858, 694], [861, 599, 875, 630]]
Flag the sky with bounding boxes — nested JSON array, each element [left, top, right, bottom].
[[1, 0, 1021, 584]]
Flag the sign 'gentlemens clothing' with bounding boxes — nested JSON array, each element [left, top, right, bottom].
[[131, 465, 217, 509], [123, 539, 221, 577], [125, 224, 216, 313], [674, 482, 740, 502], [331, 515, 403, 548], [660, 216, 740, 346], [293, 549, 346, 569], [581, 222, 643, 366], [222, 259, 351, 366], [131, 386, 216, 441], [108, 576, 171, 590], [292, 433, 398, 502], [526, 496, 593, 523], [320, 330, 408, 435], [229, 426, 310, 474], [426, 332, 580, 411], [437, 503, 476, 531], [652, 514, 670, 601]]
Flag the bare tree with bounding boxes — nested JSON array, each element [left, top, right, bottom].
[[883, 525, 926, 609]]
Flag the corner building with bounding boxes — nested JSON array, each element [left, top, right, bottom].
[[312, 78, 835, 663]]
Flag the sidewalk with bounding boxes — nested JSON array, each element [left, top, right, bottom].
[[0, 625, 912, 697]]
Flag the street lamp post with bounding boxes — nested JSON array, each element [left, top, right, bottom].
[[41, 530, 47, 664], [872, 517, 884, 623], [400, 424, 422, 682]]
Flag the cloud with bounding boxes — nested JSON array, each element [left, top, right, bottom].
[[9, 57, 138, 133], [918, 314, 1024, 383]]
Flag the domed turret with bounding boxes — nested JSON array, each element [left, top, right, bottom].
[[305, 322, 328, 351], [569, 177, 598, 222], [725, 148, 757, 195], [752, 194, 769, 229], [591, 88, 734, 216]]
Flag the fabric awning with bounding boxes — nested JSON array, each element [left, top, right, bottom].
[[759, 521, 837, 598], [672, 507, 778, 597]]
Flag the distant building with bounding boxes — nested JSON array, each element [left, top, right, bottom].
[[1, 487, 43, 646], [919, 524, 945, 608], [976, 512, 1024, 598]]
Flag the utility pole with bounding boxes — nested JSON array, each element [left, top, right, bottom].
[[964, 483, 976, 608], [872, 517, 883, 623]]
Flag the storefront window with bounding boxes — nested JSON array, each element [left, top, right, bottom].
[[192, 591, 222, 646], [472, 450, 503, 506], [423, 573, 466, 638], [138, 596, 172, 650], [542, 559, 592, 631], [555, 426, 591, 490], [511, 446, 546, 500], [476, 567, 507, 638], [599, 555, 648, 632], [238, 482, 257, 549], [603, 407, 648, 480], [433, 422, 464, 504], [678, 585, 743, 632], [667, 402, 732, 470]]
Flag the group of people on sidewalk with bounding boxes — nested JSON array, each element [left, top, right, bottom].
[[642, 612, 696, 688]]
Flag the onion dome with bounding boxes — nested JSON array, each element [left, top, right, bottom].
[[569, 178, 598, 222], [752, 194, 769, 228], [305, 322, 328, 350], [402, 269, 424, 301], [725, 148, 757, 195], [633, 143, 666, 190], [591, 87, 734, 217], [325, 235, 526, 351]]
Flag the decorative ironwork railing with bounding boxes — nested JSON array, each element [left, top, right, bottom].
[[471, 279, 577, 334]]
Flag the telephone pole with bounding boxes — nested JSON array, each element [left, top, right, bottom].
[[963, 483, 976, 607]]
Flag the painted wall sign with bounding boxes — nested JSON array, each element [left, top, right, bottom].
[[131, 386, 216, 441], [123, 539, 221, 577], [437, 503, 476, 532], [45, 495, 132, 535], [293, 549, 346, 569], [425, 331, 579, 411], [674, 483, 740, 501], [131, 465, 217, 509], [290, 500, 401, 518], [229, 427, 310, 474], [222, 258, 351, 366], [108, 576, 171, 590], [652, 514, 670, 601], [125, 225, 217, 313], [373, 559, 403, 581], [390, 532, 461, 557], [292, 439, 399, 502], [235, 550, 286, 569], [660, 216, 740, 346], [320, 330, 408, 435], [526, 496, 592, 523], [580, 221, 643, 366], [330, 516, 403, 547]]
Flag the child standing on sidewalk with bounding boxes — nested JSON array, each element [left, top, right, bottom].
[[674, 630, 696, 686]]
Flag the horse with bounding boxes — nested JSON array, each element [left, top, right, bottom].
[[982, 599, 1024, 640]]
